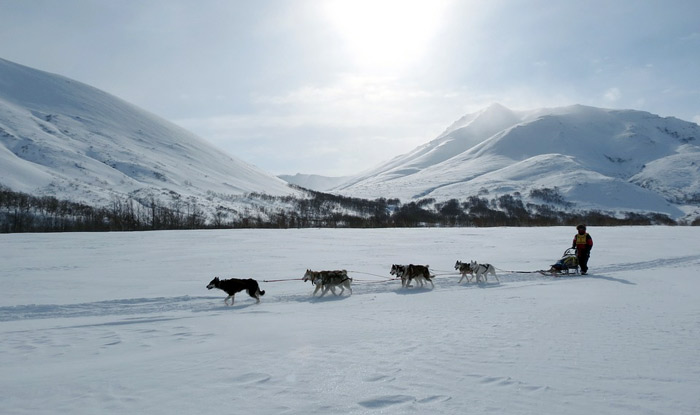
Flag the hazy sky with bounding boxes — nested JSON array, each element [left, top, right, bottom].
[[1, 0, 699, 176]]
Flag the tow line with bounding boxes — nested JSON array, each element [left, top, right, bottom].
[[262, 268, 547, 284], [262, 278, 302, 283]]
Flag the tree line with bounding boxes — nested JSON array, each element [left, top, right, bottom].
[[0, 184, 687, 233], [0, 186, 206, 232]]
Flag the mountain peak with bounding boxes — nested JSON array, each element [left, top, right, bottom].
[[336, 104, 700, 220], [440, 103, 522, 138], [482, 102, 510, 113]]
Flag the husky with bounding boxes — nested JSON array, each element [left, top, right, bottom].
[[206, 277, 265, 305], [407, 264, 435, 288], [455, 260, 474, 283], [390, 264, 434, 288], [302, 269, 352, 297], [469, 261, 499, 283], [390, 264, 409, 287]]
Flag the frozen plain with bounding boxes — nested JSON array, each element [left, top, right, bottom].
[[1, 226, 699, 414]]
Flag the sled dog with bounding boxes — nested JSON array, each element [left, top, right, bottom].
[[469, 261, 499, 283], [303, 269, 352, 297], [206, 277, 265, 305], [454, 260, 474, 283], [390, 264, 409, 287], [390, 264, 434, 288]]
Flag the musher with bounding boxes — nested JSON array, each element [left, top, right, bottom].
[[572, 224, 593, 274]]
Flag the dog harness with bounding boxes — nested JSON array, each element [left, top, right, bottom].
[[473, 263, 492, 273]]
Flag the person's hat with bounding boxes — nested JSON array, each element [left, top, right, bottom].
[[576, 224, 586, 230]]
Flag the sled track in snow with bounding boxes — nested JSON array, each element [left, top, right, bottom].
[[0, 277, 508, 322], [0, 296, 222, 322], [594, 254, 700, 274], [0, 275, 561, 322]]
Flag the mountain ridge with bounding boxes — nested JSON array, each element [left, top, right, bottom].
[[334, 103, 700, 220], [2, 57, 699, 224]]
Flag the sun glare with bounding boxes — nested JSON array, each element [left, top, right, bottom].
[[323, 0, 449, 72]]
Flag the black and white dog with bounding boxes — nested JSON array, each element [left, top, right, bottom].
[[454, 260, 474, 283], [206, 277, 265, 305], [390, 264, 434, 288]]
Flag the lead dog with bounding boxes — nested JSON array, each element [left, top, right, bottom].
[[206, 277, 265, 305], [455, 260, 474, 283], [390, 264, 434, 288], [303, 269, 352, 297], [469, 261, 499, 283]]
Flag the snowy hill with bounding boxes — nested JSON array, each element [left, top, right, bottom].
[[3, 57, 699, 225], [0, 58, 298, 214], [279, 173, 352, 192], [335, 104, 700, 220]]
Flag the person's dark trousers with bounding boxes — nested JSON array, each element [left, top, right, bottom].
[[578, 253, 589, 274]]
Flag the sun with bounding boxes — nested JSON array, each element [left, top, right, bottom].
[[322, 0, 449, 72]]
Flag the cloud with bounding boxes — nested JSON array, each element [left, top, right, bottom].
[[251, 75, 441, 127], [6, 1, 698, 176], [176, 70, 609, 176], [176, 75, 484, 175], [604, 87, 622, 103]]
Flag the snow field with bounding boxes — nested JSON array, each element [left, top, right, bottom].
[[1, 227, 699, 414]]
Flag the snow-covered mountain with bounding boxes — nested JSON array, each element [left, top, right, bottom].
[[3, 56, 699, 224], [278, 173, 352, 192], [335, 103, 700, 219], [0, 57, 298, 213]]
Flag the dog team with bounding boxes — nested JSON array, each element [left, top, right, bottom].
[[206, 259, 496, 306]]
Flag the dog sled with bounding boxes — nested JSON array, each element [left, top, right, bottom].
[[539, 248, 579, 276]]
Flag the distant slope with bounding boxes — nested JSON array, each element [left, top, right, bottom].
[[0, 57, 297, 211], [337, 103, 525, 189], [335, 104, 700, 219], [278, 173, 352, 192]]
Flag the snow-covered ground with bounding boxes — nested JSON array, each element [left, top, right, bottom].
[[1, 227, 699, 414]]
